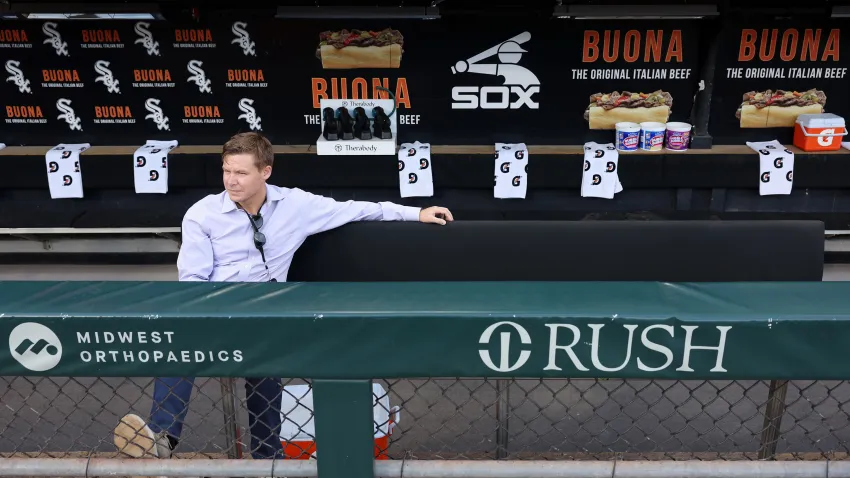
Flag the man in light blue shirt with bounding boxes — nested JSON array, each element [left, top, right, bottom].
[[114, 132, 453, 462]]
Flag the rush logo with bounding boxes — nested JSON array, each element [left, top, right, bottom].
[[184, 105, 221, 117], [0, 29, 29, 42], [311, 78, 410, 109], [228, 69, 264, 81], [42, 69, 80, 82], [175, 29, 213, 42], [583, 30, 683, 63], [738, 29, 840, 62], [95, 106, 132, 118], [81, 30, 121, 43], [134, 69, 173, 82], [6, 105, 43, 117]]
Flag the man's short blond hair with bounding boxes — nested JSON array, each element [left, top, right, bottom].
[[222, 132, 274, 171]]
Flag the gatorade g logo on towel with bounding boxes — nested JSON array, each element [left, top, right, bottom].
[[48, 161, 59, 172], [512, 176, 522, 187], [150, 170, 160, 181], [759, 149, 770, 155], [594, 149, 605, 158], [515, 150, 525, 160], [61, 150, 72, 159], [606, 162, 616, 172], [407, 148, 416, 157], [525, 164, 528, 173], [584, 160, 590, 171], [784, 149, 793, 155], [818, 129, 836, 147], [606, 145, 615, 150], [787, 171, 793, 181], [137, 156, 147, 167], [408, 172, 418, 183], [63, 175, 73, 185], [500, 162, 511, 173], [398, 160, 404, 170], [592, 174, 602, 185], [419, 158, 429, 169], [761, 171, 770, 183], [774, 157, 783, 168], [766, 144, 776, 149]]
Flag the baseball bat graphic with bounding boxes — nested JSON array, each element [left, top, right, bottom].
[[452, 31, 531, 74]]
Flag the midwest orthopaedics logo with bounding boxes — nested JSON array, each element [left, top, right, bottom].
[[75, 330, 243, 364], [9, 323, 63, 371]]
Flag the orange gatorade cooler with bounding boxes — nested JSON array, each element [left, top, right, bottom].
[[793, 113, 847, 152], [278, 383, 400, 460]]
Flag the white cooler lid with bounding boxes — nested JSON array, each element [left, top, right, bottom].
[[279, 383, 394, 441], [796, 113, 845, 128]]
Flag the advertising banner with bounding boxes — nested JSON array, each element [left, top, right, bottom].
[[2, 281, 850, 380], [1, 20, 277, 145], [710, 18, 850, 144], [1, 18, 703, 146]]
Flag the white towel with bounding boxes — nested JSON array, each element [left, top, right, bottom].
[[747, 140, 794, 196], [45, 143, 90, 199], [0, 143, 6, 152], [581, 142, 623, 199], [133, 140, 178, 194], [398, 141, 434, 198], [494, 143, 528, 199]]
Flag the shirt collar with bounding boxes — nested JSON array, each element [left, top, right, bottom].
[[220, 184, 287, 214]]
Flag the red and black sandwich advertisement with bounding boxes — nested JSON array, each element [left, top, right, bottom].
[[710, 18, 850, 144]]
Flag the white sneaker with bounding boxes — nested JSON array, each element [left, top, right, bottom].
[[114, 413, 174, 478], [114, 413, 172, 458]]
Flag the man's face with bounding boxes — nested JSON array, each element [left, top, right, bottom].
[[222, 154, 270, 204]]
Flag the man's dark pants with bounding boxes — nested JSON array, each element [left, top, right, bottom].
[[149, 377, 284, 458]]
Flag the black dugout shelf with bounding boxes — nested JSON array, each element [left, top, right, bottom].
[[2, 144, 850, 229]]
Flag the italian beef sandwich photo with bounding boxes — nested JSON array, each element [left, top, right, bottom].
[[316, 28, 403, 69], [584, 91, 673, 130], [736, 89, 826, 128]]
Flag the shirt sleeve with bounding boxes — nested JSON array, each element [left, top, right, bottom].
[[300, 190, 421, 235], [176, 213, 214, 282]]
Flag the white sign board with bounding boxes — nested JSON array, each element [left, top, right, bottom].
[[317, 98, 397, 156]]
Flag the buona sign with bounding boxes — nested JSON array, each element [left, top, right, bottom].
[[478, 321, 731, 374]]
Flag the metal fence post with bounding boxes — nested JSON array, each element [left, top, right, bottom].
[[219, 378, 241, 459], [758, 379, 789, 460], [495, 379, 510, 459], [313, 380, 375, 478]]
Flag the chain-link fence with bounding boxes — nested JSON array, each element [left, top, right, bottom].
[[2, 377, 850, 462]]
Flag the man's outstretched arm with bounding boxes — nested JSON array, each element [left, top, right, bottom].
[[299, 190, 453, 235]]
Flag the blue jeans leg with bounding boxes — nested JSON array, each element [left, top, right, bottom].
[[246, 377, 284, 459], [149, 377, 195, 440]]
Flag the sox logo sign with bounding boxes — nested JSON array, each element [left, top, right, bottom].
[[451, 31, 540, 110], [5, 60, 31, 94], [134, 22, 160, 56]]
